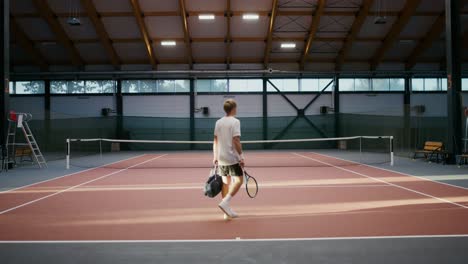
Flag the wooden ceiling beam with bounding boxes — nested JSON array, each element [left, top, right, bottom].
[[80, 0, 120, 69], [129, 0, 158, 69], [32, 0, 84, 67], [14, 10, 468, 19], [10, 16, 48, 71], [264, 0, 279, 68], [406, 0, 468, 70], [405, 13, 444, 70], [24, 36, 444, 45], [370, 0, 422, 70], [300, 0, 326, 70], [335, 0, 374, 71], [179, 0, 193, 69]]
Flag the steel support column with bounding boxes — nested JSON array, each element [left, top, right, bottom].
[[0, 0, 10, 162], [445, 0, 462, 163], [262, 78, 268, 141], [190, 79, 195, 145], [116, 80, 123, 139], [333, 75, 340, 137], [44, 80, 51, 152], [404, 76, 411, 153]]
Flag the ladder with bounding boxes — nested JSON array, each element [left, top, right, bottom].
[[5, 113, 47, 169], [4, 118, 17, 170]]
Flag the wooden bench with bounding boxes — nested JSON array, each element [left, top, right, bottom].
[[457, 154, 468, 167], [413, 141, 447, 163], [15, 146, 33, 163]]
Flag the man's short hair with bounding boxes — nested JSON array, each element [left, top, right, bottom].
[[223, 99, 237, 114]]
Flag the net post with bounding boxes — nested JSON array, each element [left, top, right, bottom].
[[99, 139, 103, 159], [359, 136, 362, 164], [390, 136, 394, 166], [66, 138, 70, 169]]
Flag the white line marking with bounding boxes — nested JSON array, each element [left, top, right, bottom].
[[0, 154, 168, 215], [61, 183, 387, 192], [292, 153, 468, 209], [1, 234, 468, 243], [0, 154, 148, 194], [312, 152, 468, 191]]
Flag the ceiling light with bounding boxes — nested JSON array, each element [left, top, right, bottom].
[[281, 43, 296, 49], [41, 41, 58, 46], [399, 39, 415, 44], [199, 14, 215, 20], [161, 41, 176, 46], [373, 16, 387, 25], [67, 17, 81, 26], [243, 14, 259, 20]]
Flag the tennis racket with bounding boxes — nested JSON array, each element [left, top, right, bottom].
[[243, 170, 258, 198]]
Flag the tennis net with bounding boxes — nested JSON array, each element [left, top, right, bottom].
[[65, 136, 394, 169]]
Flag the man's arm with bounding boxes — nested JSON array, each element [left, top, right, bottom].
[[213, 135, 218, 165], [233, 136, 244, 167]]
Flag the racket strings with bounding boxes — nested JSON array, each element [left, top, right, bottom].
[[246, 177, 258, 197]]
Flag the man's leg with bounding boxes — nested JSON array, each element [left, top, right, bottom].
[[227, 175, 243, 196], [221, 176, 230, 198], [218, 165, 243, 218]]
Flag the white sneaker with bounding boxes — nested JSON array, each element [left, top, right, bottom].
[[230, 208, 238, 218], [218, 200, 237, 218], [223, 213, 231, 220]]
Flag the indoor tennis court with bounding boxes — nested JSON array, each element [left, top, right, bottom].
[[1, 0, 468, 263]]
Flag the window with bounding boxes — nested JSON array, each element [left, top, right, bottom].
[[389, 78, 404, 91], [319, 79, 334, 92], [463, 78, 468, 91], [372, 79, 389, 91], [412, 78, 446, 91], [122, 80, 157, 93], [267, 79, 299, 92], [158, 80, 190, 93], [340, 78, 404, 92], [51, 81, 85, 94], [412, 78, 424, 91], [85, 80, 116, 93], [175, 80, 190, 92], [300, 79, 333, 92], [123, 80, 189, 93], [212, 79, 228, 92], [9, 81, 45, 94], [229, 79, 263, 92], [354, 79, 370, 91], [424, 78, 438, 91], [196, 79, 228, 92], [51, 80, 116, 94], [339, 79, 354, 91]]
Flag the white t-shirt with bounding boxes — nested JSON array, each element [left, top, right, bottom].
[[214, 116, 241, 166]]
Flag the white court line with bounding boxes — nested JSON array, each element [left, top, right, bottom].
[[0, 154, 168, 216], [0, 234, 468, 244], [292, 153, 468, 210], [0, 154, 148, 194], [70, 183, 389, 191], [312, 151, 468, 191]]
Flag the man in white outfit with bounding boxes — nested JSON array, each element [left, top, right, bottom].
[[213, 99, 245, 220]]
